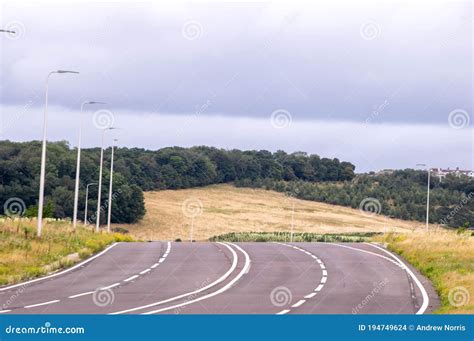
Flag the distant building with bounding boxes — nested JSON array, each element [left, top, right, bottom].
[[431, 167, 474, 181]]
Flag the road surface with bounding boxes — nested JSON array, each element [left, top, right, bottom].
[[0, 241, 439, 314]]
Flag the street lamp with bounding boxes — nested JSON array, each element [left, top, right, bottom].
[[96, 127, 116, 232], [84, 183, 97, 225], [107, 139, 118, 233], [416, 164, 431, 230], [72, 101, 106, 230], [37, 70, 79, 237]]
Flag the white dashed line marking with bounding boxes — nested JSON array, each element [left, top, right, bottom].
[[292, 299, 306, 308], [315, 284, 324, 292], [24, 300, 60, 309], [68, 291, 93, 298], [140, 269, 151, 275], [276, 309, 291, 315], [151, 263, 159, 269], [304, 292, 317, 299], [102, 283, 120, 290], [0, 310, 11, 314], [124, 275, 139, 282], [322, 270, 328, 276], [158, 258, 165, 263], [321, 276, 327, 284]]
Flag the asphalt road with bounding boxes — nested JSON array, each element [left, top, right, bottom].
[[0, 241, 439, 314]]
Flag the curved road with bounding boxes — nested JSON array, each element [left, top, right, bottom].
[[0, 242, 439, 314]]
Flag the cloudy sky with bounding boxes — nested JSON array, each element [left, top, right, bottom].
[[1, 0, 472, 172]]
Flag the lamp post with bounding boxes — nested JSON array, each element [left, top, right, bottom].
[[106, 139, 118, 233], [84, 182, 97, 225], [416, 164, 431, 230], [96, 127, 116, 232], [72, 101, 106, 230], [37, 70, 79, 237]]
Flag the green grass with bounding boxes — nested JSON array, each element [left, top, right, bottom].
[[373, 229, 473, 314], [209, 231, 381, 243], [0, 219, 133, 285]]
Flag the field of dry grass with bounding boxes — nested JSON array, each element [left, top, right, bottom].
[[126, 184, 431, 241], [375, 229, 473, 314]]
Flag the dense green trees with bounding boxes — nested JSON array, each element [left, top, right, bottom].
[[0, 141, 355, 223]]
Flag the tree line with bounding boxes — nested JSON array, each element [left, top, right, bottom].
[[0, 141, 355, 223], [235, 170, 474, 228]]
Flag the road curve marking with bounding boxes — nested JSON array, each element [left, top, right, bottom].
[[366, 243, 429, 315], [68, 291, 93, 298], [110, 242, 240, 315], [141, 242, 251, 315], [124, 275, 139, 282], [24, 299, 60, 309], [324, 243, 403, 268], [0, 243, 119, 292], [273, 242, 328, 314], [0, 310, 12, 314]]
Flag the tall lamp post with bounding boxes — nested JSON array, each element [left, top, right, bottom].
[[84, 182, 97, 225], [37, 70, 79, 237], [96, 127, 116, 232], [72, 101, 106, 230], [106, 139, 118, 233], [416, 163, 431, 230]]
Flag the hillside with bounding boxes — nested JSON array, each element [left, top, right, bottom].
[[126, 184, 432, 241]]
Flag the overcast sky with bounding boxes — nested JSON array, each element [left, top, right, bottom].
[[1, 0, 472, 172]]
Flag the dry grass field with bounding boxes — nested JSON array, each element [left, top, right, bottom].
[[126, 184, 431, 241]]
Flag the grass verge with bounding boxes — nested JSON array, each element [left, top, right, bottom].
[[373, 229, 474, 314], [0, 219, 133, 286], [209, 231, 380, 242]]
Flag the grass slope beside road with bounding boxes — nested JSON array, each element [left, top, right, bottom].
[[374, 229, 474, 314], [127, 184, 431, 241], [0, 219, 132, 286]]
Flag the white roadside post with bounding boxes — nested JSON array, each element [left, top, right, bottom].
[[72, 101, 106, 230], [106, 139, 118, 233], [84, 182, 97, 225], [37, 70, 79, 237]]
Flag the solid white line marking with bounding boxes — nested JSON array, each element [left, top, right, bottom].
[[0, 310, 11, 314], [322, 270, 328, 277], [315, 284, 324, 292], [141, 242, 252, 315], [111, 242, 239, 315], [0, 243, 119, 292], [321, 276, 327, 284], [292, 299, 306, 308], [68, 291, 93, 298], [326, 243, 403, 268], [304, 292, 317, 299], [102, 283, 120, 289], [140, 269, 151, 275], [151, 263, 159, 269], [276, 309, 290, 315], [24, 300, 60, 309], [366, 243, 430, 315], [311, 255, 318, 259]]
